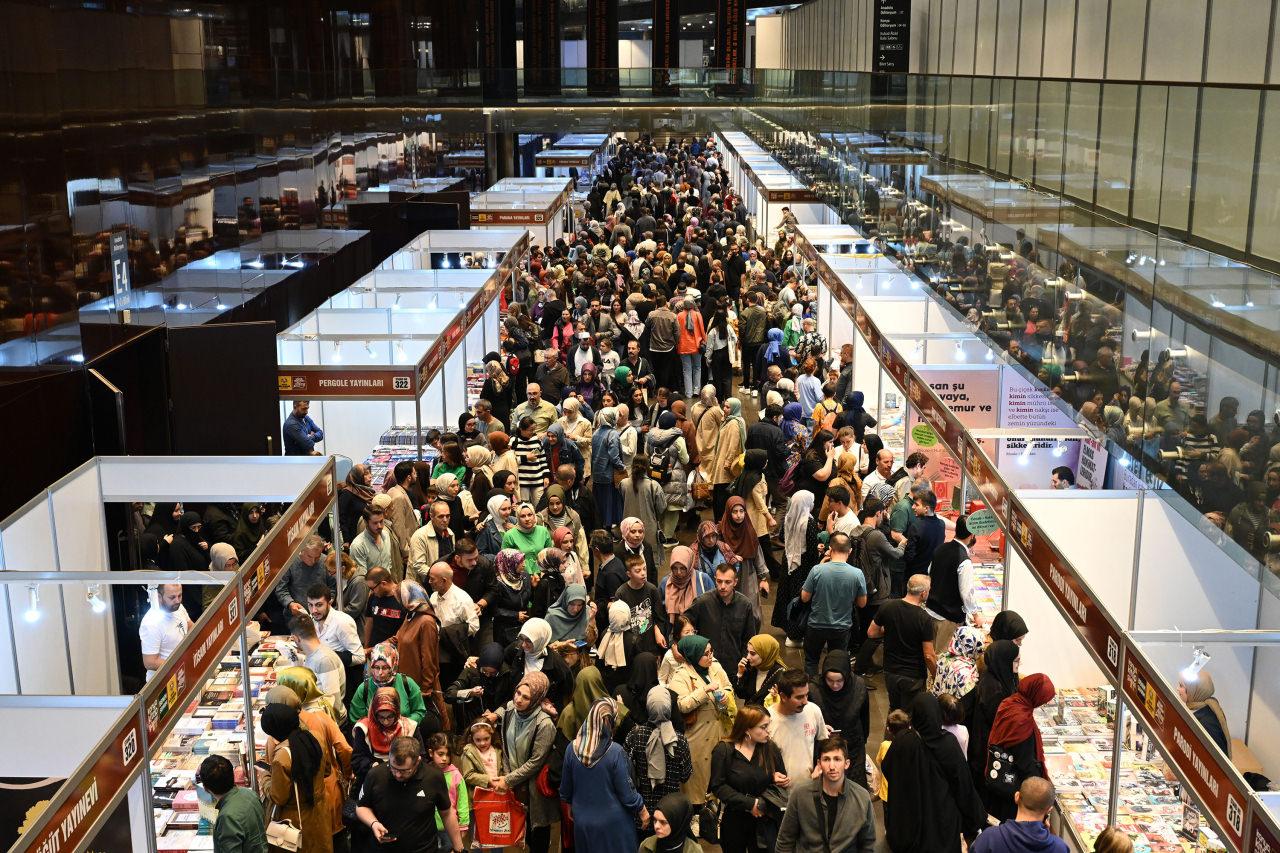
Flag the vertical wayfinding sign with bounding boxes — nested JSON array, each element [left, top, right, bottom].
[[110, 230, 132, 307], [874, 0, 910, 73]]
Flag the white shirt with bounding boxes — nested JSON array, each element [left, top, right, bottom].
[[315, 610, 365, 665], [139, 604, 192, 682], [431, 584, 480, 636], [768, 703, 828, 780], [860, 468, 899, 500], [831, 509, 858, 536], [303, 643, 347, 722], [925, 540, 980, 621]]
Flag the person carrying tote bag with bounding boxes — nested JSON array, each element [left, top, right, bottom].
[[260, 703, 334, 852]]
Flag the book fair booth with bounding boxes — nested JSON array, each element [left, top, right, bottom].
[[469, 176, 575, 247], [781, 210, 1280, 853], [715, 131, 836, 239], [1, 455, 338, 853], [275, 228, 529, 482]]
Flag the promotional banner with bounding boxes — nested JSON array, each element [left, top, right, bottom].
[[652, 0, 681, 94], [586, 0, 619, 96], [1077, 437, 1109, 489], [908, 367, 1000, 506], [994, 436, 1082, 490], [523, 0, 562, 95], [1000, 367, 1080, 429]]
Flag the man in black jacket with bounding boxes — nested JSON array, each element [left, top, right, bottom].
[[685, 564, 759, 668], [903, 489, 946, 577], [747, 404, 791, 507], [923, 515, 981, 653]]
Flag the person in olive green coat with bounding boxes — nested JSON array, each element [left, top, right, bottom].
[[200, 755, 266, 853]]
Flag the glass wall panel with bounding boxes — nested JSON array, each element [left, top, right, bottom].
[[1249, 91, 1280, 262], [992, 78, 1016, 174], [1063, 81, 1100, 204], [1036, 80, 1068, 193], [1158, 86, 1199, 233], [1132, 86, 1170, 224], [967, 78, 991, 169], [1095, 83, 1139, 217], [1010, 78, 1040, 180], [1191, 87, 1260, 252]]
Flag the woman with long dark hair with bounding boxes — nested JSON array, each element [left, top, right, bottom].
[[623, 453, 668, 555], [709, 704, 786, 853]]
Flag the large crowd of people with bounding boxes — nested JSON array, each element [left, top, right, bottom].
[[133, 133, 1236, 853]]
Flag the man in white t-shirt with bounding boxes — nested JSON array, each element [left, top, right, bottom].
[[767, 670, 829, 782], [860, 449, 898, 500], [825, 485, 858, 536], [306, 583, 365, 666], [139, 584, 193, 682]]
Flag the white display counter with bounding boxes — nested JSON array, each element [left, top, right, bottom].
[[470, 177, 575, 246]]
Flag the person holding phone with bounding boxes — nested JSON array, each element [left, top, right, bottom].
[[356, 735, 463, 852]]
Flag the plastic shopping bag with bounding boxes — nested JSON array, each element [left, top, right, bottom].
[[471, 786, 527, 848]]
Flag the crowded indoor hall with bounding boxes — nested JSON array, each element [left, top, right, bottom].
[[1, 4, 1278, 853]]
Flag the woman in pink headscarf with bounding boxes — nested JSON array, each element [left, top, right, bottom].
[[658, 545, 714, 620]]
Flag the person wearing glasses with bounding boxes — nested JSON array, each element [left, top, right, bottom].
[[356, 735, 463, 853]]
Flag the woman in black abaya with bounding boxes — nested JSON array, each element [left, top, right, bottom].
[[810, 649, 869, 790], [964, 639, 1021, 788], [882, 693, 985, 853]]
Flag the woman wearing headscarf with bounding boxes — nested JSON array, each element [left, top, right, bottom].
[[350, 686, 424, 792], [560, 697, 647, 853], [167, 510, 210, 614], [338, 466, 375, 545], [548, 525, 587, 584], [432, 472, 472, 539], [734, 449, 783, 578], [487, 431, 519, 480], [445, 642, 507, 731], [504, 616, 574, 710], [755, 327, 792, 385], [529, 547, 568, 621], [202, 542, 239, 609], [646, 410, 691, 540], [882, 693, 985, 853], [989, 610, 1029, 644], [625, 685, 694, 837], [669, 634, 732, 819], [931, 626, 986, 700], [838, 391, 878, 442], [811, 650, 869, 789], [963, 639, 1020, 786], [733, 633, 785, 707], [692, 386, 723, 490], [575, 361, 609, 411], [539, 484, 585, 557], [476, 493, 514, 560], [783, 303, 805, 349], [773, 490, 821, 643], [623, 454, 669, 556], [694, 519, 736, 578], [1179, 669, 1232, 757], [543, 421, 586, 484], [640, 792, 700, 853], [262, 685, 351, 850], [780, 401, 808, 446], [348, 642, 432, 729], [276, 665, 341, 725], [659, 545, 714, 622], [489, 549, 533, 647], [229, 502, 267, 563], [557, 395, 594, 473], [617, 309, 647, 351], [393, 580, 448, 725], [545, 583, 591, 642], [984, 673, 1056, 821], [463, 444, 495, 507], [597, 598, 640, 691], [719, 495, 766, 614], [709, 397, 747, 518], [670, 399, 700, 468], [591, 406, 626, 529], [481, 359, 514, 427], [492, 671, 558, 853], [261, 703, 335, 853], [614, 365, 637, 403]]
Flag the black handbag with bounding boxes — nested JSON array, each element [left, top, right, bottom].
[[986, 744, 1021, 800]]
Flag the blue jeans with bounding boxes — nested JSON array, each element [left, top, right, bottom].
[[681, 352, 702, 397]]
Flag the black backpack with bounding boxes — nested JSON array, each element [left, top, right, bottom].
[[849, 527, 880, 599], [649, 437, 679, 484]]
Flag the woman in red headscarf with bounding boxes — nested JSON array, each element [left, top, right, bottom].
[[984, 672, 1056, 821]]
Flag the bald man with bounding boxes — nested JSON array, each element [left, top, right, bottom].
[[140, 584, 193, 681], [425, 561, 478, 637], [971, 777, 1067, 853]]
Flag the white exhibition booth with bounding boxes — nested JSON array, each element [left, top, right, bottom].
[[2, 457, 337, 853], [0, 454, 328, 696], [275, 228, 528, 466], [716, 130, 835, 238], [470, 177, 575, 246]]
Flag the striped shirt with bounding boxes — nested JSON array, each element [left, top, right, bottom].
[[512, 434, 550, 487]]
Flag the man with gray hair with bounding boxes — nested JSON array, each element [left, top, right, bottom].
[[867, 573, 936, 711], [971, 777, 1068, 853], [275, 534, 333, 618]]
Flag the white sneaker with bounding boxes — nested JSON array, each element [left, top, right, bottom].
[[784, 637, 802, 648], [690, 815, 700, 838]]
